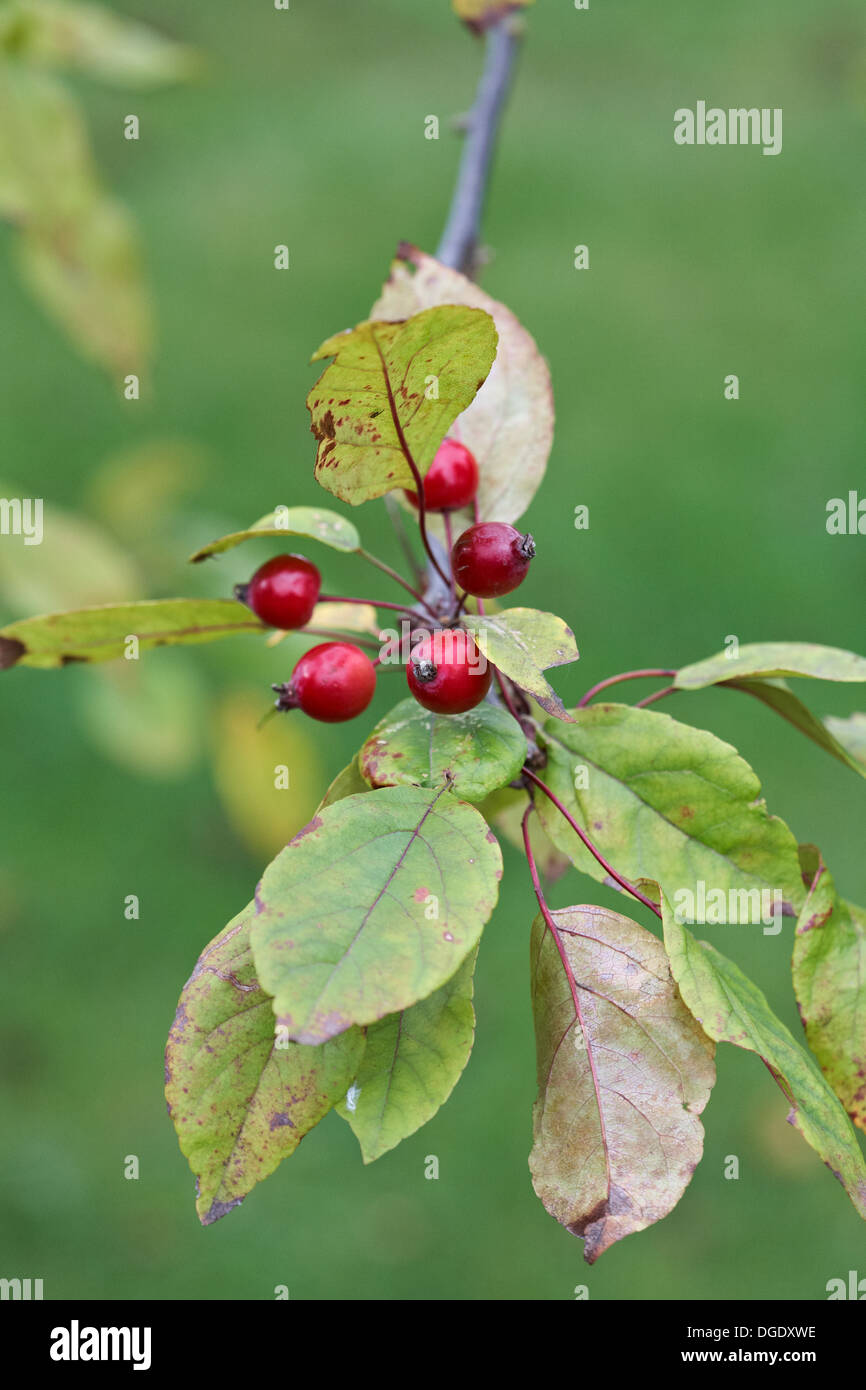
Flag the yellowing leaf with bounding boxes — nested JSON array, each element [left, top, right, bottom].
[[307, 306, 498, 506], [372, 245, 552, 526]]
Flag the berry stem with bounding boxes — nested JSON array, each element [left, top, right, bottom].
[[577, 668, 676, 709], [442, 511, 457, 607], [521, 766, 662, 921], [493, 666, 524, 724], [384, 494, 426, 587], [357, 547, 439, 619], [319, 593, 432, 625], [297, 627, 380, 651]]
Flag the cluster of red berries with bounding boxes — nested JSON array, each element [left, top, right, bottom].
[[234, 437, 535, 722]]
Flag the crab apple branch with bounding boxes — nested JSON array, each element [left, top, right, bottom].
[[521, 803, 590, 1014], [436, 14, 522, 275], [577, 667, 677, 708], [522, 766, 663, 921]]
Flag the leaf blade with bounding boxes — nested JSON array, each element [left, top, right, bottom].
[[336, 948, 478, 1162], [530, 904, 715, 1262], [250, 786, 502, 1044], [463, 608, 579, 720], [661, 891, 866, 1219], [359, 696, 527, 802], [307, 307, 498, 506], [189, 506, 361, 563], [165, 907, 364, 1226], [0, 598, 266, 670]]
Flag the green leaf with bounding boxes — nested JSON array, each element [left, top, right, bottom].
[[793, 847, 866, 1132], [530, 903, 715, 1263], [336, 948, 478, 1163], [189, 506, 361, 563], [536, 704, 805, 913], [251, 786, 502, 1044], [722, 679, 866, 781], [0, 598, 265, 670], [824, 712, 866, 772], [0, 0, 200, 85], [165, 906, 364, 1226], [462, 608, 579, 721], [316, 756, 371, 810], [359, 696, 526, 802], [371, 245, 553, 526], [661, 891, 866, 1220], [307, 306, 498, 506], [675, 641, 866, 690]]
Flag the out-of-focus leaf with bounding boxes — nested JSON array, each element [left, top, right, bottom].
[[211, 689, 323, 860], [0, 492, 141, 613], [336, 948, 478, 1163], [75, 655, 203, 780], [359, 696, 526, 802], [462, 608, 578, 720], [87, 439, 207, 534], [190, 507, 361, 564], [530, 903, 715, 1262], [18, 194, 151, 375], [251, 786, 502, 1044], [307, 306, 497, 506], [793, 846, 866, 1132], [165, 906, 364, 1227], [0, 59, 95, 220], [537, 704, 805, 914], [0, 0, 200, 86], [675, 642, 866, 690], [372, 245, 552, 526], [0, 597, 266, 670], [824, 712, 866, 771], [661, 890, 866, 1221]]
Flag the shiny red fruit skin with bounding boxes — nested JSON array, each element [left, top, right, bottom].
[[244, 554, 321, 629], [405, 437, 479, 512], [452, 522, 534, 598], [406, 629, 491, 715], [292, 642, 376, 722]]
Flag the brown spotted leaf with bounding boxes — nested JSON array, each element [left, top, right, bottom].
[[530, 904, 716, 1262], [372, 245, 553, 527], [165, 906, 364, 1226], [250, 786, 502, 1044], [307, 306, 497, 506]]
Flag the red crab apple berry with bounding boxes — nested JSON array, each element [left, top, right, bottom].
[[452, 522, 535, 599], [405, 437, 479, 512], [406, 629, 491, 715], [235, 554, 320, 630], [273, 642, 376, 722]]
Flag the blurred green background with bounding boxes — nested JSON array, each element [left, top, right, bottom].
[[1, 0, 865, 1300]]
